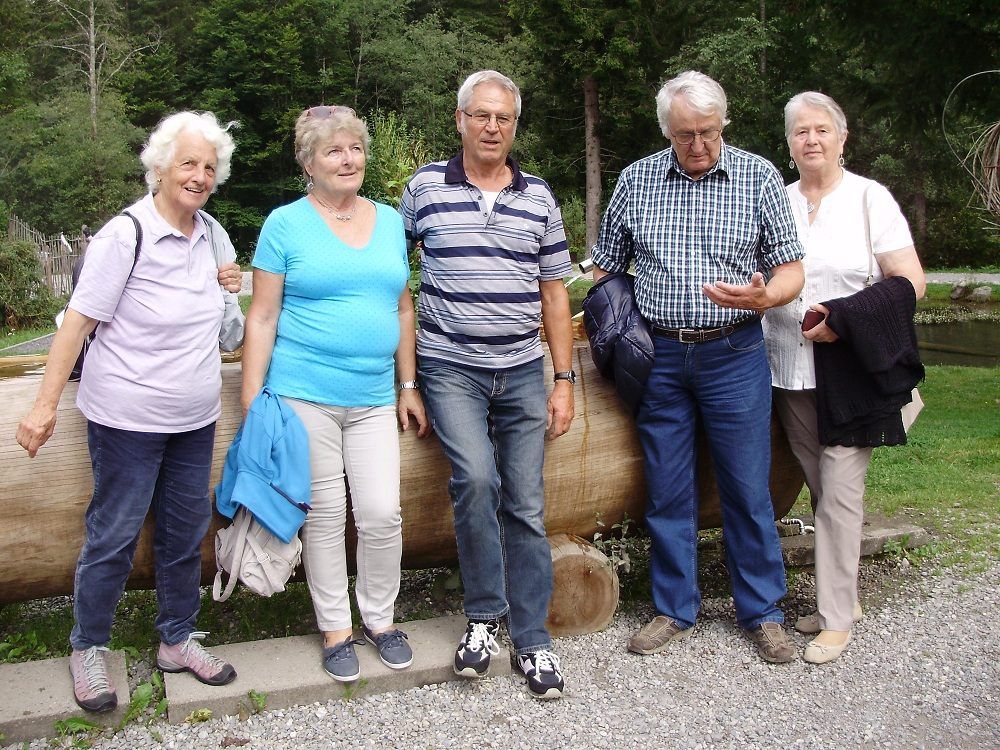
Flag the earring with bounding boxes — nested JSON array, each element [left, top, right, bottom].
[[838, 155, 845, 167], [788, 158, 795, 170], [306, 179, 314, 192]]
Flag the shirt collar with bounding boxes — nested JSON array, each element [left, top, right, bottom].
[[139, 193, 209, 244], [445, 150, 529, 191], [663, 141, 732, 181]]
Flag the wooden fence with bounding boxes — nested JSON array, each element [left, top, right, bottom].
[[7, 214, 88, 297]]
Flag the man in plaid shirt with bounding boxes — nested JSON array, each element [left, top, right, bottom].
[[592, 70, 805, 664]]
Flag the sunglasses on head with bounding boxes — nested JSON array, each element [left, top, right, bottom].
[[305, 105, 356, 119]]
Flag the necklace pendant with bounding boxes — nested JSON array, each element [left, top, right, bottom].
[[806, 201, 816, 214]]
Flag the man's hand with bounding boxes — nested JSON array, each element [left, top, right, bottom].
[[701, 272, 774, 313], [218, 262, 242, 293], [546, 380, 574, 439]]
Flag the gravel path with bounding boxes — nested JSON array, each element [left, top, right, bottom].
[[10, 561, 997, 750]]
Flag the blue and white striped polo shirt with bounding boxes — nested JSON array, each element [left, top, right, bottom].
[[592, 143, 804, 329], [400, 152, 572, 369]]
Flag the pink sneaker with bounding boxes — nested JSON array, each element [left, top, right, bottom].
[[156, 632, 236, 686], [69, 646, 117, 712]]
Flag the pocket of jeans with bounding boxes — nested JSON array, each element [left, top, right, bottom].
[[725, 323, 765, 353]]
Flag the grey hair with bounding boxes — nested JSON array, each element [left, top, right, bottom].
[[141, 111, 238, 193], [457, 70, 522, 118], [655, 71, 730, 137], [784, 91, 848, 145], [294, 108, 371, 182]]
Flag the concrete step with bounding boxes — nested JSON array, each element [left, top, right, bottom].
[[0, 650, 130, 746], [162, 614, 509, 724], [778, 514, 932, 567]]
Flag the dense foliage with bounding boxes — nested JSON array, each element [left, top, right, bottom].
[[0, 0, 996, 264]]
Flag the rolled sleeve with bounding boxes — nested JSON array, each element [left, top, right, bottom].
[[592, 172, 634, 273], [759, 169, 805, 269]]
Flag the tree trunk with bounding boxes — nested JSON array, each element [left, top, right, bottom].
[[583, 75, 602, 251], [546, 534, 618, 636], [88, 0, 98, 138]]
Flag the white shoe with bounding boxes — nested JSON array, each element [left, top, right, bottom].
[[794, 601, 863, 634], [803, 631, 852, 664]]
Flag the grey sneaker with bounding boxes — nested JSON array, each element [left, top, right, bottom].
[[512, 649, 564, 700], [746, 621, 796, 663], [628, 615, 693, 655], [69, 646, 117, 713], [363, 626, 413, 670], [157, 631, 236, 686], [322, 636, 363, 682], [454, 619, 501, 677], [794, 602, 864, 634]]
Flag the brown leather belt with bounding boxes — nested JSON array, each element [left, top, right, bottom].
[[650, 316, 759, 344]]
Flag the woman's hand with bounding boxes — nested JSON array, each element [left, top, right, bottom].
[[397, 389, 430, 438], [16, 404, 58, 458], [802, 303, 838, 342], [218, 262, 242, 293]]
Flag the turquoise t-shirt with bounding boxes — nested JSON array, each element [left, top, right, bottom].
[[253, 197, 409, 407]]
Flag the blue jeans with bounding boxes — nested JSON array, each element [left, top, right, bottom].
[[418, 357, 553, 654], [637, 321, 787, 630], [70, 421, 215, 650]]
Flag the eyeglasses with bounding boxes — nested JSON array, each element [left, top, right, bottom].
[[461, 110, 517, 129], [305, 105, 356, 119], [670, 128, 722, 145]]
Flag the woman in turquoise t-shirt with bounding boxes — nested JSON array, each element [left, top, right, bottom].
[[242, 106, 429, 682]]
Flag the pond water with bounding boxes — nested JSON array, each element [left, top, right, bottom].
[[916, 320, 999, 367]]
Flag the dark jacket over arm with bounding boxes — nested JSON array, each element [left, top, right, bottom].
[[814, 275, 924, 447], [582, 273, 654, 415]]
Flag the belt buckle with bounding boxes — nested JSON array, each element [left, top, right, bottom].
[[678, 328, 702, 344]]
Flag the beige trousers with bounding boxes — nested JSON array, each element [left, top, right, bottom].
[[773, 388, 873, 631], [285, 398, 402, 633]]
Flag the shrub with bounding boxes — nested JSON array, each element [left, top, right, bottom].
[[0, 238, 60, 329]]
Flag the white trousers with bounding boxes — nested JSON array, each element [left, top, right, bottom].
[[285, 398, 402, 633], [773, 388, 873, 631]]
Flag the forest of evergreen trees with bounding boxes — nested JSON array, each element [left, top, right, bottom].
[[0, 0, 997, 266]]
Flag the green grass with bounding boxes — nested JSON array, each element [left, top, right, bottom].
[[0, 325, 55, 353]]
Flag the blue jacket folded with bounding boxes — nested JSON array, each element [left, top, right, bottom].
[[582, 272, 654, 415], [215, 387, 311, 543]]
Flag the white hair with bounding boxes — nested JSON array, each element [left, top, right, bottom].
[[140, 111, 238, 193], [655, 71, 730, 137], [784, 91, 848, 145], [457, 70, 522, 118]]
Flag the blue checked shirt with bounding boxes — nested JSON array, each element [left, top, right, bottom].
[[592, 143, 804, 329]]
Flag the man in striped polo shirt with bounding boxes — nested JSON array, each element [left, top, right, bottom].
[[592, 71, 805, 664], [399, 70, 574, 700]]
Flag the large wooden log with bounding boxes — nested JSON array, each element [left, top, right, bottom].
[[0, 343, 803, 605]]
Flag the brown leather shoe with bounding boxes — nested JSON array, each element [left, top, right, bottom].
[[628, 615, 693, 655], [746, 621, 796, 663]]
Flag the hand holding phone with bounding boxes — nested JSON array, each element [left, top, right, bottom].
[[802, 309, 826, 332]]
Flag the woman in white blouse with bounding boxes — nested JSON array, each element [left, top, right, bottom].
[[763, 92, 925, 664]]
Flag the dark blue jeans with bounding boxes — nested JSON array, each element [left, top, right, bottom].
[[637, 321, 787, 630], [418, 357, 553, 655], [70, 421, 215, 650]]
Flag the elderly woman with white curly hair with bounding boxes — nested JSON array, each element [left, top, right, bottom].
[[763, 92, 925, 664], [16, 111, 244, 711]]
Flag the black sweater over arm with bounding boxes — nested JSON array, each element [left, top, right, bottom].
[[814, 275, 925, 447]]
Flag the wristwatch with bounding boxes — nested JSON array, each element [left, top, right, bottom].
[[553, 370, 577, 384], [398, 380, 420, 391]]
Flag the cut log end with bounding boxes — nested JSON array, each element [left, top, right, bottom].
[[545, 533, 619, 637]]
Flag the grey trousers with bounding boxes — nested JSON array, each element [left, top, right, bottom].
[[773, 388, 873, 631]]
